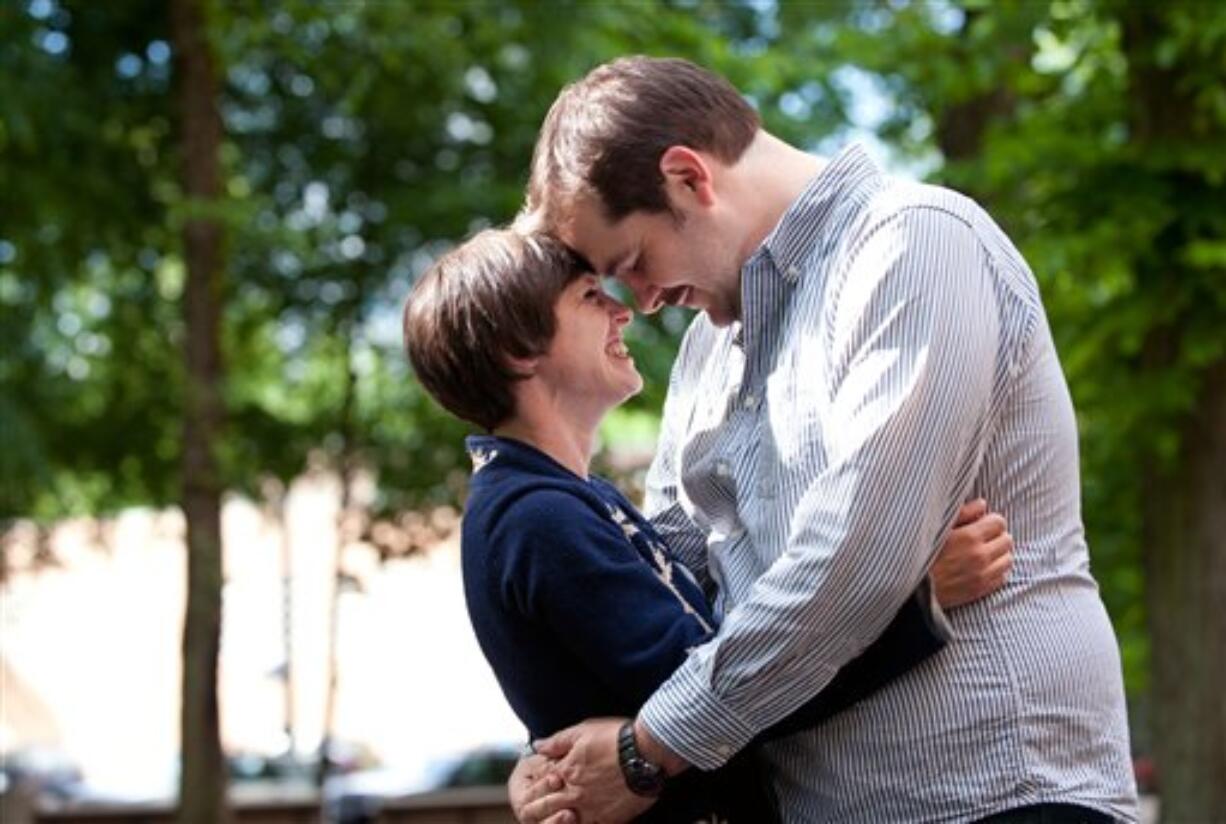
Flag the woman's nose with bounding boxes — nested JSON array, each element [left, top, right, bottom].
[[601, 293, 632, 326]]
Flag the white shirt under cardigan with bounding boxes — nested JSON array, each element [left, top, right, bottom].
[[638, 144, 1138, 823]]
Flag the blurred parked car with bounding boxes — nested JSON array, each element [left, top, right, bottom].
[[324, 744, 520, 824]]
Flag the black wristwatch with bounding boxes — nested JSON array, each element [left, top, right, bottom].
[[617, 720, 666, 797]]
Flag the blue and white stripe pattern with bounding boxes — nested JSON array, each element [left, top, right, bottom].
[[637, 144, 1138, 822]]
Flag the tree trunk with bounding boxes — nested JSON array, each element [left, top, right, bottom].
[[1120, 6, 1226, 819], [931, 8, 1026, 207], [171, 0, 229, 821], [1144, 362, 1226, 821], [317, 316, 360, 788]]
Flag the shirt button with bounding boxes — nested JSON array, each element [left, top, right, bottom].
[[743, 394, 758, 410], [716, 744, 735, 758], [786, 265, 800, 279], [714, 461, 731, 478]]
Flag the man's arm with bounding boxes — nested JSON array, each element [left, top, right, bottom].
[[749, 499, 1012, 741]]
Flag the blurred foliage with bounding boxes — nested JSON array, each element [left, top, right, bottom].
[[0, 0, 769, 530], [3, 0, 1224, 704]]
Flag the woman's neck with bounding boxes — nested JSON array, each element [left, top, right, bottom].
[[493, 408, 598, 480]]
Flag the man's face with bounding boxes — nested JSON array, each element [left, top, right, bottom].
[[558, 194, 744, 327]]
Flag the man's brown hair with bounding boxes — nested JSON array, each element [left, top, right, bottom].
[[526, 56, 760, 229], [403, 228, 585, 431]]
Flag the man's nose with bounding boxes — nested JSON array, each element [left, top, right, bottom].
[[620, 272, 662, 314]]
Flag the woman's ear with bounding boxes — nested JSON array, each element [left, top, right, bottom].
[[506, 354, 540, 379], [659, 145, 716, 208]]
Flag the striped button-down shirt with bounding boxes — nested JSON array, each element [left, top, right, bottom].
[[638, 144, 1137, 822]]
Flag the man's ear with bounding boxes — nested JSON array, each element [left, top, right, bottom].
[[659, 146, 716, 209]]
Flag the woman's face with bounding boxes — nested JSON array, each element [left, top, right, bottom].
[[531, 273, 642, 416]]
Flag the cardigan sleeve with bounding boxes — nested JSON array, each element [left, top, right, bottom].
[[492, 488, 715, 710]]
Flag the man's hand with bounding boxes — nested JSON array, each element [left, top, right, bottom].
[[527, 717, 656, 824], [931, 499, 1013, 609], [508, 752, 576, 824]]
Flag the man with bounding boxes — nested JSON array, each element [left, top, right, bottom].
[[513, 57, 1136, 823]]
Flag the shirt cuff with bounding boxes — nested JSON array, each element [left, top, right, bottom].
[[637, 657, 759, 771]]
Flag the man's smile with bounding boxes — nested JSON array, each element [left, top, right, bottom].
[[661, 286, 691, 307]]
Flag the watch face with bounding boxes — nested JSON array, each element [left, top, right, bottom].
[[626, 757, 664, 795], [618, 721, 664, 796]]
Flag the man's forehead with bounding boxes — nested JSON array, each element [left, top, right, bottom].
[[558, 199, 627, 272]]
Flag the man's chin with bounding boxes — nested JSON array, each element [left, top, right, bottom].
[[702, 303, 738, 327], [668, 289, 737, 326]]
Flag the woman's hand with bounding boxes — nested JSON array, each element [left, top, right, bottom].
[[508, 751, 577, 824], [931, 499, 1014, 609]]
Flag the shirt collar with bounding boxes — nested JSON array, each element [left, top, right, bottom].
[[753, 141, 884, 285], [731, 143, 883, 366]]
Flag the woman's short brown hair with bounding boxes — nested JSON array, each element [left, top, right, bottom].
[[403, 228, 585, 431], [526, 56, 760, 228]]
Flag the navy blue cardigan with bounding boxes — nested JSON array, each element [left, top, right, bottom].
[[462, 435, 720, 736], [460, 435, 948, 820]]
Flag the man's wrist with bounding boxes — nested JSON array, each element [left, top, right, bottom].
[[633, 717, 689, 776]]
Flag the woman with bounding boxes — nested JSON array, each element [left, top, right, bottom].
[[403, 228, 1010, 821]]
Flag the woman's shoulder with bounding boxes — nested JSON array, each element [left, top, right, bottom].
[[478, 472, 610, 531], [463, 471, 624, 572]]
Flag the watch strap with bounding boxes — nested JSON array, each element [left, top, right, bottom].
[[617, 720, 666, 797]]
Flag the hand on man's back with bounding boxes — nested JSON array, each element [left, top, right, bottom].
[[931, 498, 1014, 609]]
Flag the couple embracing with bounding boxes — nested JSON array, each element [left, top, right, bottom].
[[404, 57, 1137, 824]]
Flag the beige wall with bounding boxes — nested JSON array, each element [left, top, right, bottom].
[[2, 472, 524, 799]]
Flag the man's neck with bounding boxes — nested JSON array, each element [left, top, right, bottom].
[[729, 131, 827, 267]]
